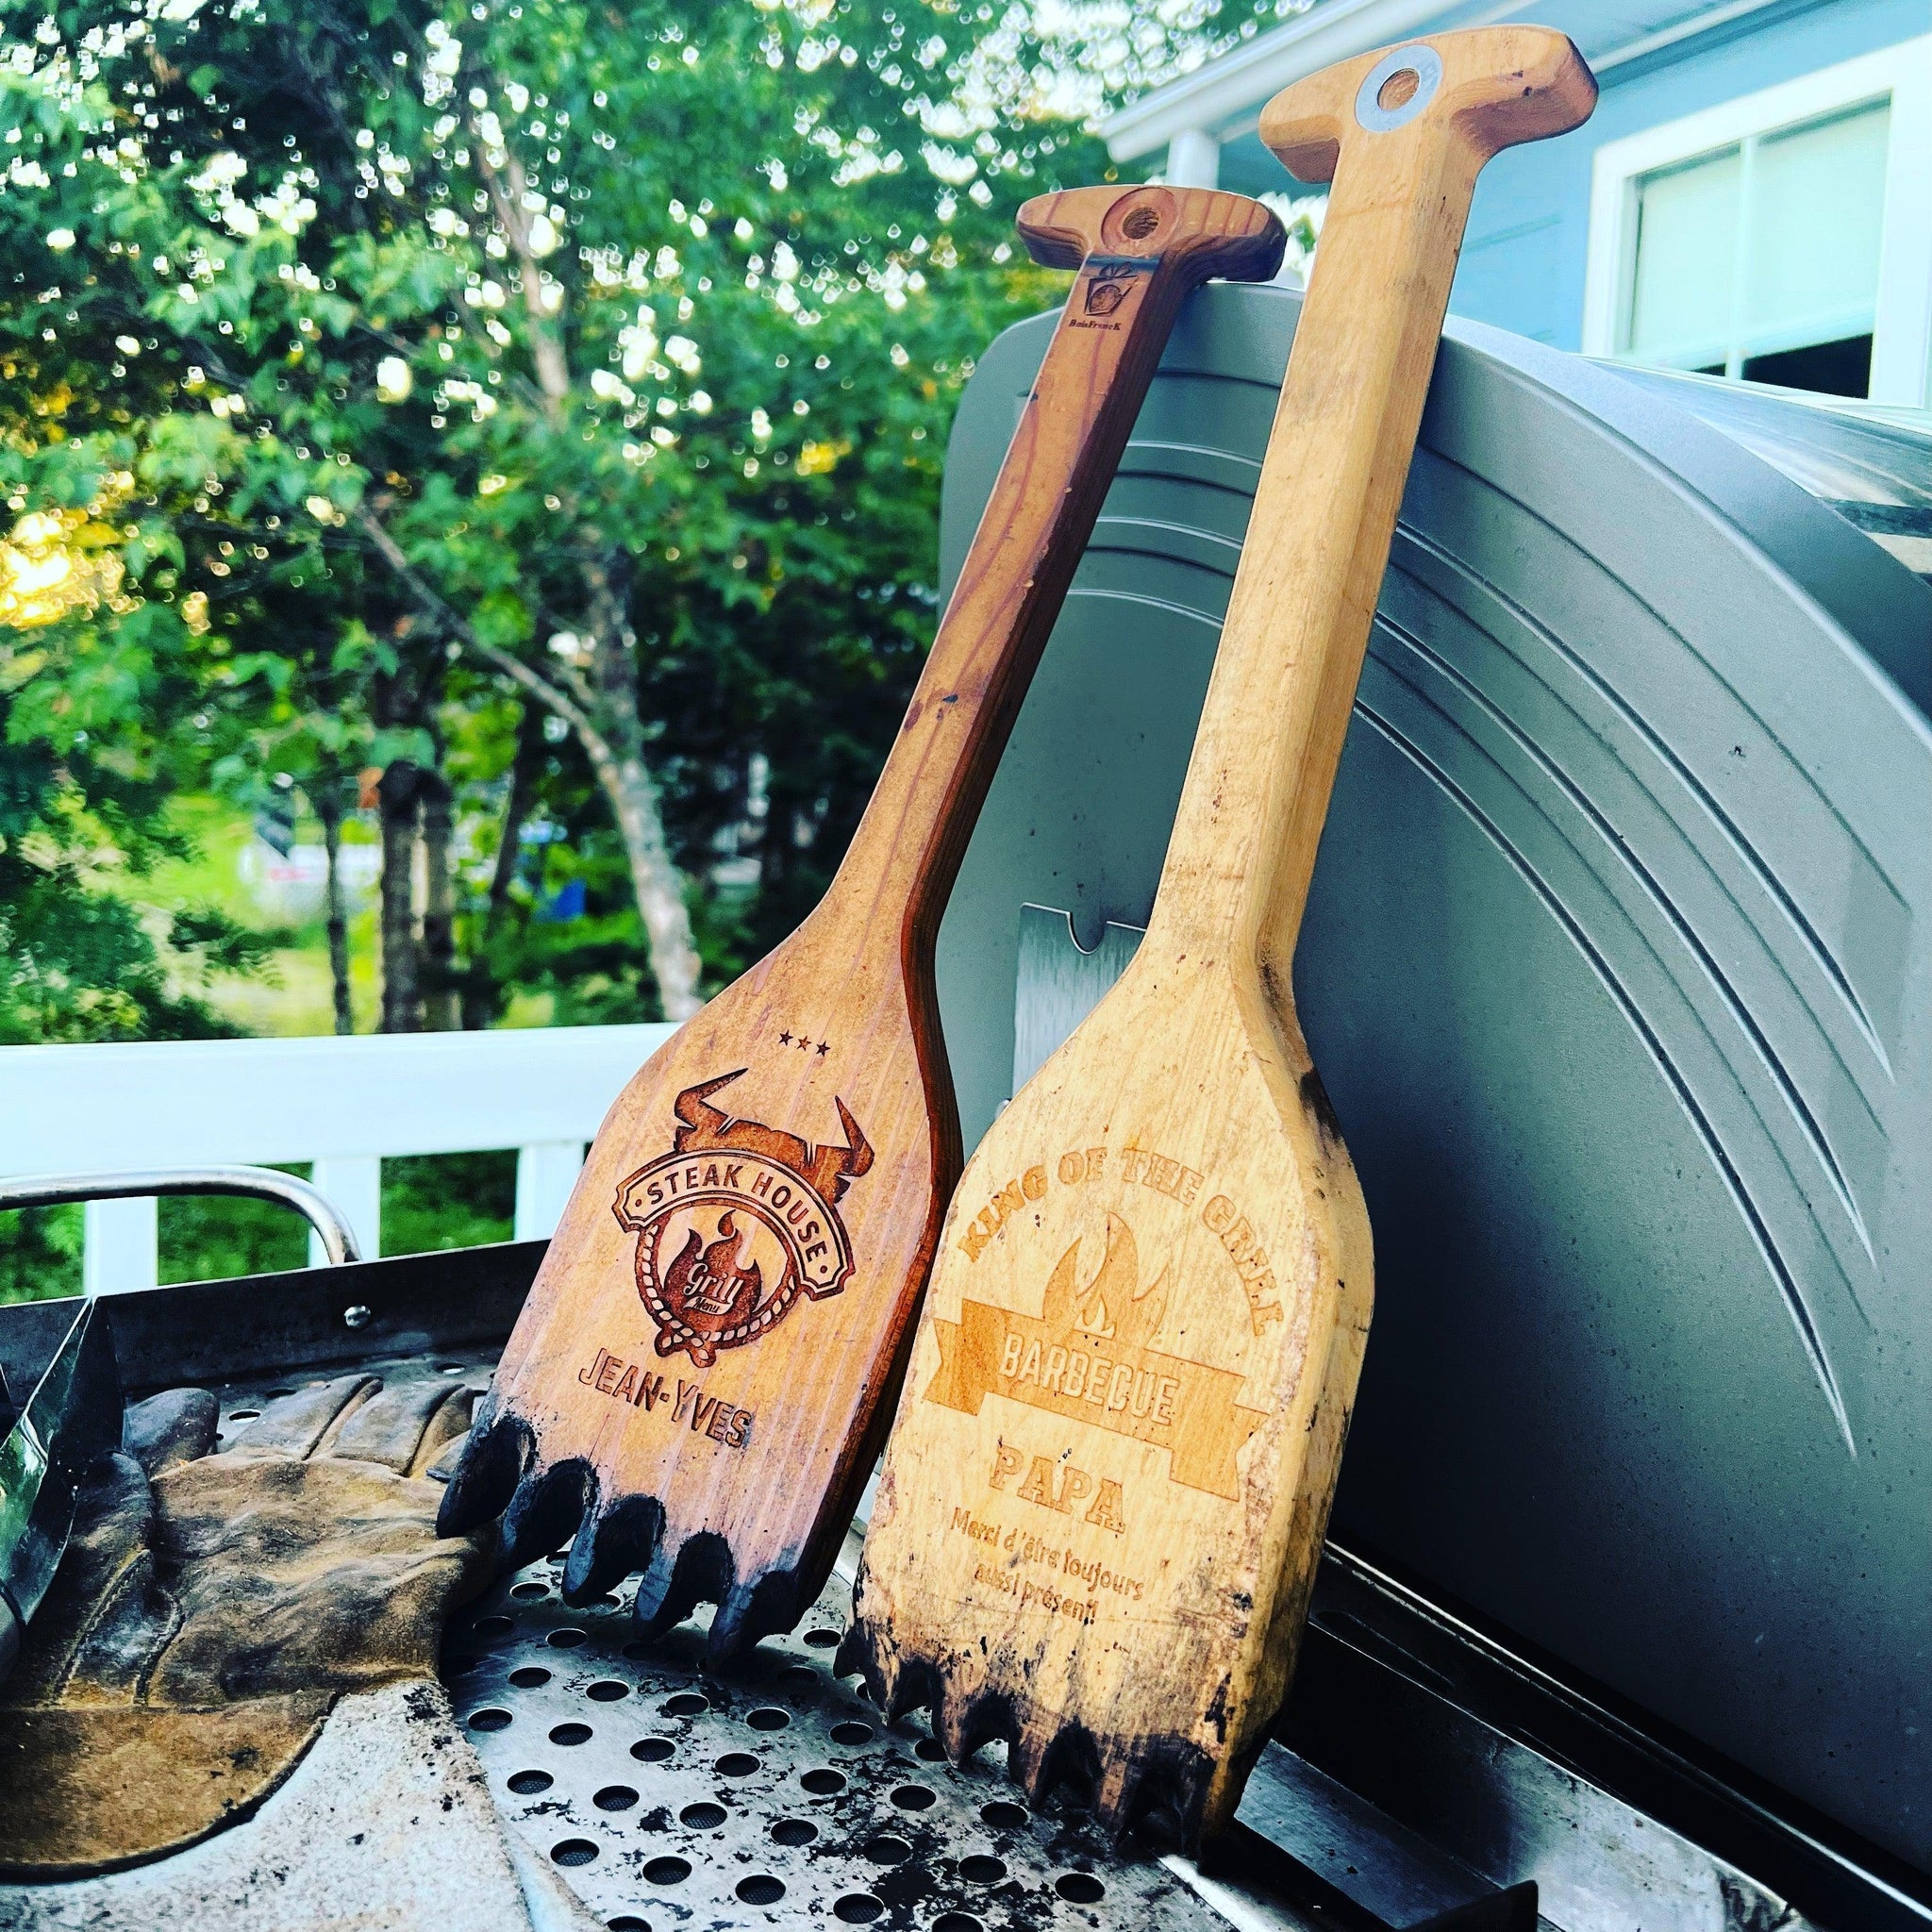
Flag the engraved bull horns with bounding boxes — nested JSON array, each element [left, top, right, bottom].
[[672, 1072, 875, 1206]]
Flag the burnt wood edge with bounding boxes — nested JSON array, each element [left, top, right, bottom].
[[836, 1608, 1218, 1853], [440, 1400, 831, 1663]]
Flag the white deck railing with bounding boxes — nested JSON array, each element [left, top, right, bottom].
[[0, 1024, 677, 1292]]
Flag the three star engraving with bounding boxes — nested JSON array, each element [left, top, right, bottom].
[[774, 1030, 832, 1056]]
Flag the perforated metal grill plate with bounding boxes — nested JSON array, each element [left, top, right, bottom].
[[181, 1349, 1274, 1930], [9, 1245, 1887, 1932], [442, 1556, 1236, 1931]]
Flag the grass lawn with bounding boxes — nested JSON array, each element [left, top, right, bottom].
[[124, 793, 384, 1037]]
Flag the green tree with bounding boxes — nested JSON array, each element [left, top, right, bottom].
[[4, 0, 1304, 1031], [0, 0, 1119, 1023], [0, 720, 270, 1044], [0, 475, 276, 1045]]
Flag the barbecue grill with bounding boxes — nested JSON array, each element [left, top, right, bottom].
[[4, 282, 1927, 1930]]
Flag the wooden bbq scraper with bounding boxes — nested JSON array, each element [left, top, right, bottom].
[[440, 187, 1288, 1657], [845, 28, 1596, 1850]]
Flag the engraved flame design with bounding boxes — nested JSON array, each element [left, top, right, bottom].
[[668, 1210, 763, 1323], [1040, 1214, 1168, 1348]]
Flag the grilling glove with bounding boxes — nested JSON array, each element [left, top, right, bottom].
[[0, 1372, 495, 1878]]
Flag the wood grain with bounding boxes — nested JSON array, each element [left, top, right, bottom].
[[438, 186, 1287, 1660], [844, 26, 1597, 1848]]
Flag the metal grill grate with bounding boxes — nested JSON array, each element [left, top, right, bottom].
[[443, 1557, 1235, 1931], [181, 1352, 1281, 1929], [8, 1246, 1875, 1929]]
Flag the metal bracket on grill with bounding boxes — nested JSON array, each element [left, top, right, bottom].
[[1220, 1747, 1540, 1930]]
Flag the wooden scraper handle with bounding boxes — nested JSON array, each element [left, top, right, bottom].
[[1148, 28, 1595, 979], [824, 185, 1284, 960]]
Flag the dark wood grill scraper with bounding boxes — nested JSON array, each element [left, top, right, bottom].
[[440, 187, 1287, 1659]]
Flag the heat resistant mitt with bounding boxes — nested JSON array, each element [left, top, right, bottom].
[[0, 1372, 496, 1878]]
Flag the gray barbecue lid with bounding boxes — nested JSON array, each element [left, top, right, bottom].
[[928, 282, 1932, 1879]]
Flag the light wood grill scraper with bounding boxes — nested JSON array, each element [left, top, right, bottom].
[[845, 26, 1596, 1848], [440, 186, 1287, 1659]]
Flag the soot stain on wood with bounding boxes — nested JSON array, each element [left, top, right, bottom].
[[1204, 1674, 1233, 1743], [1299, 1067, 1342, 1150]]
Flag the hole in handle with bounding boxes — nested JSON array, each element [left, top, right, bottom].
[[1378, 67, 1420, 110], [1354, 44, 1442, 132]]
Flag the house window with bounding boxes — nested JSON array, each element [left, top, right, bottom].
[[1584, 39, 1932, 407], [1625, 102, 1889, 394]]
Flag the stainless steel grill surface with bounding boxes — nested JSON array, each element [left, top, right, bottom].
[[442, 1557, 1228, 1931], [8, 1247, 1917, 1931]]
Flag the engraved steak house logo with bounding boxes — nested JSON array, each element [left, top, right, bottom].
[[612, 1072, 873, 1366]]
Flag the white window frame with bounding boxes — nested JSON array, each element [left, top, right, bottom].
[[1581, 36, 1932, 406]]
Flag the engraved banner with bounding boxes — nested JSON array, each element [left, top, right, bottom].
[[921, 1215, 1265, 1500]]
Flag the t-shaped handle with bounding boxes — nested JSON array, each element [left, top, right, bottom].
[[1149, 27, 1594, 977], [829, 185, 1285, 952], [1016, 182, 1287, 285], [1261, 25, 1595, 183]]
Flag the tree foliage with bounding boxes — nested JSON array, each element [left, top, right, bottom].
[[0, 0, 1293, 1034]]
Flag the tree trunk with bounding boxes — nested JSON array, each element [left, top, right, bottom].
[[582, 738, 703, 1021], [487, 704, 541, 938], [578, 549, 704, 1023], [377, 760, 423, 1033], [317, 787, 354, 1036], [462, 704, 543, 1029], [418, 766, 460, 1032], [350, 508, 705, 1024]]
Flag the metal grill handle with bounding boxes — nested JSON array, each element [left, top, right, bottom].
[[0, 1167, 362, 1269]]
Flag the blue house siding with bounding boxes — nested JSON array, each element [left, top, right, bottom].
[[1457, 0, 1932, 347], [1208, 0, 1928, 352]]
